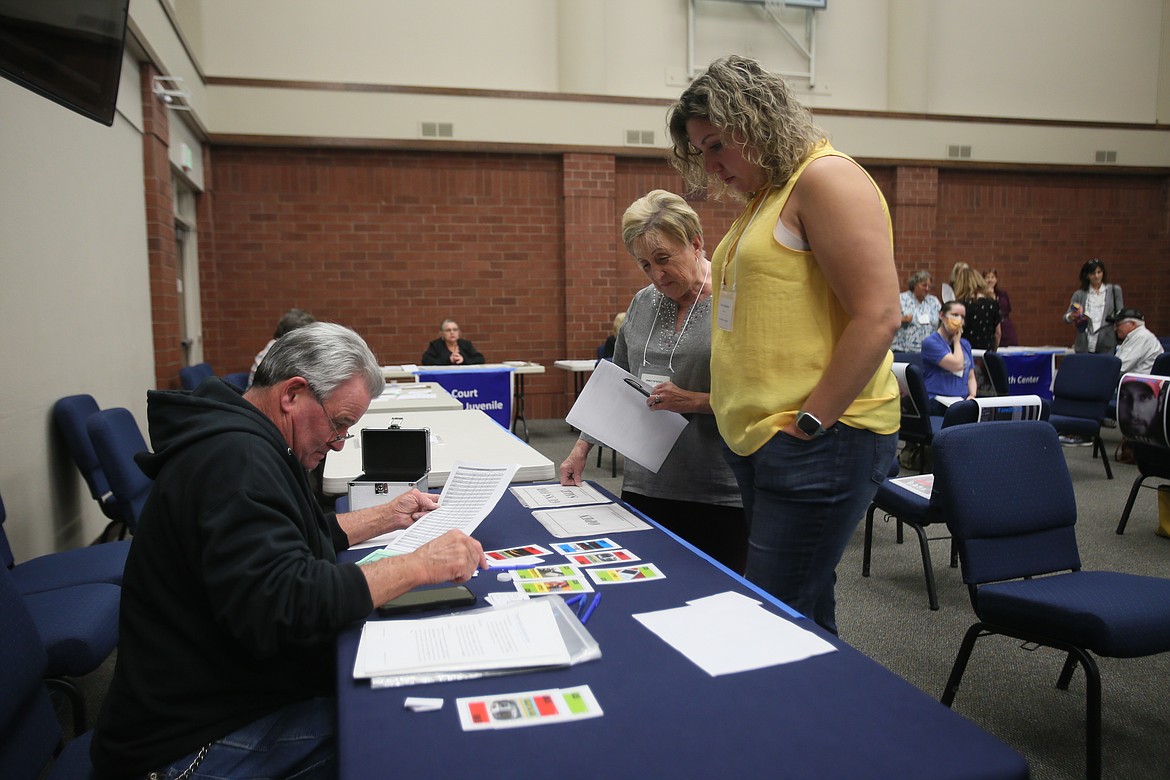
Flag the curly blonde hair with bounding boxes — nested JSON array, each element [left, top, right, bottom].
[[667, 55, 824, 200]]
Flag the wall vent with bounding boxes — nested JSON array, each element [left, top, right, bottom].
[[1095, 150, 1117, 164], [625, 129, 656, 146], [946, 144, 972, 160], [421, 122, 454, 139]]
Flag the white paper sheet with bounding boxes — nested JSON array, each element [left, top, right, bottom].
[[386, 462, 518, 553], [509, 483, 609, 509], [353, 597, 570, 679], [565, 359, 689, 473], [531, 503, 651, 538], [632, 591, 836, 676]]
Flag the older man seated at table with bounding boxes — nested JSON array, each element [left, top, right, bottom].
[[1110, 307, 1164, 375], [91, 323, 486, 779]]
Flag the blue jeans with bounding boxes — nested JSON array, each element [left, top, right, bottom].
[[153, 697, 336, 780], [725, 424, 896, 634]]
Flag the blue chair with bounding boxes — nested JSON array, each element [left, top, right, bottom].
[[891, 361, 940, 473], [0, 492, 127, 594], [863, 397, 1052, 610], [52, 394, 131, 539], [1048, 353, 1122, 479], [979, 351, 1010, 396], [0, 567, 96, 779], [179, 361, 214, 391], [933, 421, 1170, 780], [222, 371, 249, 391], [87, 408, 153, 534], [1115, 353, 1170, 534]]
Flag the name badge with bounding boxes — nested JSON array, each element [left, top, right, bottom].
[[717, 290, 736, 331], [916, 312, 931, 325], [640, 371, 671, 386]]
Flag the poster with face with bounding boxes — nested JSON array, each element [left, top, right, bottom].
[[1117, 374, 1168, 447]]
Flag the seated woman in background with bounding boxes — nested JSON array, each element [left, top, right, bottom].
[[421, 319, 486, 365], [560, 190, 747, 573], [602, 311, 626, 360], [921, 301, 977, 414], [984, 268, 1018, 347], [892, 270, 941, 353]]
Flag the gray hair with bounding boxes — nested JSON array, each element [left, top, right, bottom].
[[907, 270, 932, 291], [621, 190, 704, 255], [253, 322, 383, 400]]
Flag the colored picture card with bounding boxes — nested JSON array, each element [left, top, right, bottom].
[[514, 577, 594, 595], [485, 544, 552, 563], [587, 563, 666, 584], [457, 685, 603, 731], [567, 549, 640, 567], [513, 565, 582, 581], [550, 537, 621, 555]]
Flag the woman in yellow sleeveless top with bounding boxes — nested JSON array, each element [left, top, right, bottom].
[[667, 55, 901, 634]]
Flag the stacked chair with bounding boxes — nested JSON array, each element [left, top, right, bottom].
[[52, 395, 132, 540], [86, 408, 153, 535], [0, 493, 120, 733], [0, 565, 96, 778], [178, 361, 215, 390]]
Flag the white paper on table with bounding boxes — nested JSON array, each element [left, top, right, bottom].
[[386, 462, 518, 553], [531, 503, 651, 538], [509, 483, 609, 509], [353, 597, 569, 679], [565, 359, 689, 473], [631, 591, 836, 676]]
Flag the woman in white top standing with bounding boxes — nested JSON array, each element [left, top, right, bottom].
[[1064, 258, 1122, 354]]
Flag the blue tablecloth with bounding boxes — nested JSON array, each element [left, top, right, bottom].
[[336, 484, 1028, 780]]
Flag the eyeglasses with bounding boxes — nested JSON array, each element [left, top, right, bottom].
[[312, 393, 354, 445]]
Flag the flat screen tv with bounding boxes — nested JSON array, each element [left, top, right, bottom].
[[0, 0, 130, 126]]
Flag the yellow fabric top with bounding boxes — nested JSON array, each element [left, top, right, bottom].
[[710, 143, 900, 456]]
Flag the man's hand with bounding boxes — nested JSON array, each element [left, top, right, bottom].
[[411, 530, 486, 584], [383, 489, 441, 532]]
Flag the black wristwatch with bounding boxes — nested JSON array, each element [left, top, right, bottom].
[[795, 410, 829, 439]]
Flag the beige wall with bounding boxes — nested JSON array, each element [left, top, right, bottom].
[[0, 54, 154, 556], [187, 0, 1169, 166]]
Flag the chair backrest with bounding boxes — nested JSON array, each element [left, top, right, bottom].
[[179, 362, 214, 391], [52, 395, 114, 505], [595, 344, 607, 362], [980, 351, 1010, 396], [0, 567, 64, 779], [932, 421, 1081, 587], [941, 397, 1051, 427], [221, 371, 249, 392], [1152, 352, 1170, 378], [892, 362, 933, 444], [892, 351, 923, 372], [86, 408, 153, 533], [1050, 353, 1121, 419]]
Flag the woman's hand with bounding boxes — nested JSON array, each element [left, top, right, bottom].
[[647, 381, 710, 414], [559, 439, 592, 486]]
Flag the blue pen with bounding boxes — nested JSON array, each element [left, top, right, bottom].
[[488, 563, 539, 572], [565, 594, 586, 610], [579, 591, 602, 624]]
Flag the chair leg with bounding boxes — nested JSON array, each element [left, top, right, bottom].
[[941, 623, 988, 707], [906, 522, 939, 610], [46, 677, 87, 733], [596, 446, 603, 468], [1095, 435, 1113, 479], [610, 448, 617, 478], [1115, 475, 1146, 534], [862, 504, 877, 577], [1054, 648, 1103, 780]]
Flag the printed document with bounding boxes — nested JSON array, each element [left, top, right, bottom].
[[353, 597, 570, 679], [565, 359, 689, 472], [386, 462, 518, 553]]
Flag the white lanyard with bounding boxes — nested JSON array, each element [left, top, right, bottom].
[[642, 259, 710, 373]]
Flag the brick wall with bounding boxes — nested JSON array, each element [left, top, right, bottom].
[[199, 147, 1169, 418]]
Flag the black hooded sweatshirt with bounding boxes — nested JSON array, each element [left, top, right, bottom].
[[91, 379, 373, 777]]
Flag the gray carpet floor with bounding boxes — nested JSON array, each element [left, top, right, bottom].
[[523, 418, 1170, 780], [70, 418, 1169, 779]]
